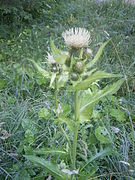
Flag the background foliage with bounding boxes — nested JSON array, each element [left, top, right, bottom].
[[0, 0, 135, 179]]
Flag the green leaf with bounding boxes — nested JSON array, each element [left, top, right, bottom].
[[33, 148, 67, 155], [80, 78, 124, 114], [38, 108, 51, 119], [95, 126, 110, 144], [22, 118, 37, 133], [79, 90, 96, 123], [14, 169, 30, 180], [50, 38, 68, 64], [110, 108, 126, 122], [32, 175, 45, 180], [24, 155, 69, 180], [73, 70, 121, 90], [30, 60, 50, 79], [36, 73, 48, 85], [50, 73, 57, 87], [0, 54, 4, 61], [57, 73, 69, 89], [86, 39, 110, 69], [80, 105, 93, 124], [0, 79, 6, 89], [8, 97, 16, 104], [55, 117, 74, 131], [25, 129, 35, 144], [80, 147, 113, 171]]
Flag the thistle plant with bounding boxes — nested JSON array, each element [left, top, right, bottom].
[[25, 28, 124, 179]]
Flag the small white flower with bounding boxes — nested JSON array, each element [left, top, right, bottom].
[[47, 52, 56, 64], [62, 28, 91, 48]]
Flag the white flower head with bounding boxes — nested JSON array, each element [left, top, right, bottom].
[[62, 28, 91, 49], [47, 52, 56, 64]]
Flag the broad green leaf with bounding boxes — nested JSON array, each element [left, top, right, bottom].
[[110, 108, 126, 122], [50, 39, 68, 64], [80, 147, 113, 171], [30, 60, 50, 79], [24, 155, 69, 180], [80, 89, 96, 123], [50, 73, 57, 87], [80, 105, 93, 124], [33, 148, 67, 155], [95, 126, 110, 144], [73, 71, 121, 90], [80, 78, 124, 114], [86, 39, 110, 69], [57, 73, 69, 89]]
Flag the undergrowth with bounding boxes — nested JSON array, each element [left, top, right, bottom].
[[0, 0, 135, 179]]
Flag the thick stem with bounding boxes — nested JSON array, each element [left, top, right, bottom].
[[72, 91, 80, 169]]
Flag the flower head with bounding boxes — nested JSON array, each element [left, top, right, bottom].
[[47, 52, 56, 64], [62, 28, 90, 49]]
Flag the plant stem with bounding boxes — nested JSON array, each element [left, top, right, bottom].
[[54, 78, 72, 163], [72, 91, 80, 169], [55, 79, 58, 112]]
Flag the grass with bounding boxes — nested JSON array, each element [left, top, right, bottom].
[[0, 0, 135, 179]]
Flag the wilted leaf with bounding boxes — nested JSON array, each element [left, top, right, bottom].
[[0, 130, 11, 140]]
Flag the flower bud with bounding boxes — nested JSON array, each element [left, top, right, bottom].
[[47, 52, 56, 64], [71, 72, 79, 81], [65, 57, 71, 67], [73, 62, 84, 74]]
